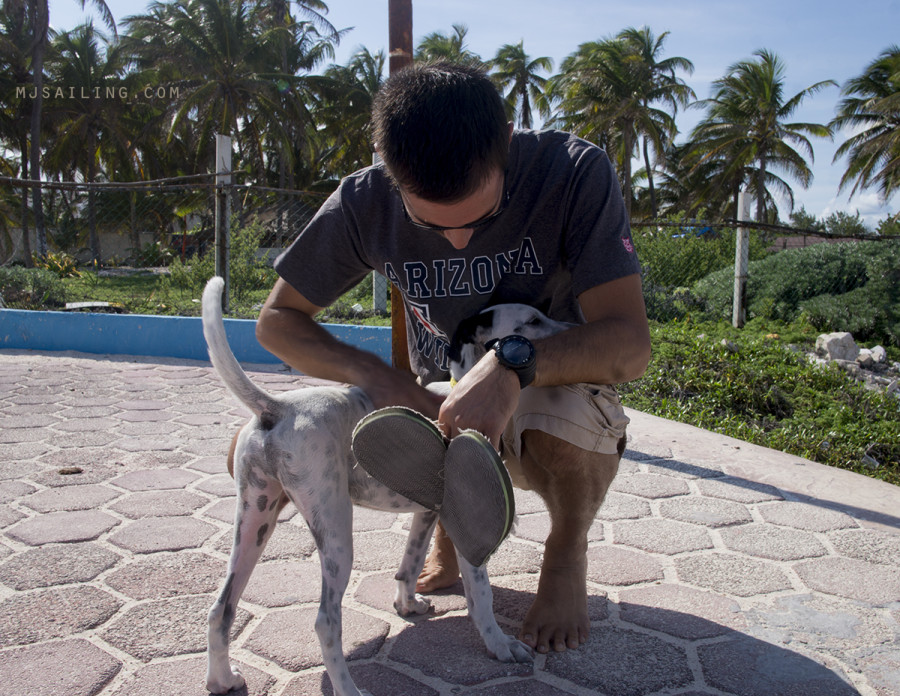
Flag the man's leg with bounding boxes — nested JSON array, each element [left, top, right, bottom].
[[516, 428, 623, 653]]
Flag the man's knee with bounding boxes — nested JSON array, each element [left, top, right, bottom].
[[519, 429, 621, 501]]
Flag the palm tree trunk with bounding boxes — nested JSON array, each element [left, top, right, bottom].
[[643, 137, 657, 219], [19, 142, 33, 266], [756, 151, 767, 222], [29, 0, 49, 258]]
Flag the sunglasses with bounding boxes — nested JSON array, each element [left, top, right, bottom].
[[400, 179, 509, 233]]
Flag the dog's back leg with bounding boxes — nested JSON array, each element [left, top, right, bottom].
[[207, 469, 287, 694], [458, 555, 533, 664], [292, 481, 363, 696]]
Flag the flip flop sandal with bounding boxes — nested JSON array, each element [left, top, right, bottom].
[[351, 406, 448, 510], [439, 430, 515, 567]]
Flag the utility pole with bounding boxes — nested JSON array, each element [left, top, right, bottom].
[[733, 191, 751, 328], [388, 0, 412, 370]]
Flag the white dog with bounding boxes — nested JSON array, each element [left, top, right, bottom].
[[202, 277, 568, 696]]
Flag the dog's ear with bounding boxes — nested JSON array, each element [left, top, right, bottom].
[[448, 308, 496, 364]]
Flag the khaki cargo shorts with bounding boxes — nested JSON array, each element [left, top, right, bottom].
[[500, 383, 629, 490]]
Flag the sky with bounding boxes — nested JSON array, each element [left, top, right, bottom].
[[48, 0, 900, 227]]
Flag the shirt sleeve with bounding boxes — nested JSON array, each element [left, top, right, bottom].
[[562, 145, 642, 297], [273, 184, 373, 309]]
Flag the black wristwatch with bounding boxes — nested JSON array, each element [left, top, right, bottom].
[[487, 335, 537, 388]]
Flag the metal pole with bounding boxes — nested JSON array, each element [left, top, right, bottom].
[[733, 191, 751, 328], [388, 0, 412, 370], [215, 134, 232, 313]]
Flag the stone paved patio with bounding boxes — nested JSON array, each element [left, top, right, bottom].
[[1, 349, 898, 696]]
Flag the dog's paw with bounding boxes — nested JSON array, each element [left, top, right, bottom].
[[489, 635, 534, 664], [206, 665, 245, 694], [393, 592, 432, 616]]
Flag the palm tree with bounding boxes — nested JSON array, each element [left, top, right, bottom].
[[0, 0, 37, 261], [318, 47, 385, 178], [490, 40, 552, 129], [616, 27, 694, 219], [548, 27, 694, 219], [25, 0, 115, 258], [42, 22, 133, 264], [122, 0, 333, 180], [831, 45, 900, 206], [688, 49, 835, 221], [415, 23, 484, 67]]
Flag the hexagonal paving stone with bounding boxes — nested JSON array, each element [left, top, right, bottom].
[[612, 518, 713, 555], [586, 546, 665, 586], [100, 595, 251, 661], [675, 553, 792, 597], [215, 520, 317, 561], [242, 559, 322, 607], [108, 490, 209, 519], [619, 584, 745, 639], [698, 633, 859, 695], [21, 483, 121, 513], [545, 624, 693, 694], [794, 557, 900, 605], [659, 496, 753, 528], [110, 656, 277, 696], [109, 517, 217, 554], [744, 593, 897, 655], [5, 509, 120, 545], [0, 639, 121, 696], [0, 542, 120, 590], [719, 524, 827, 561], [610, 473, 689, 499], [105, 552, 225, 600], [696, 476, 784, 503], [111, 468, 201, 491], [828, 528, 900, 566], [284, 662, 440, 696], [487, 539, 544, 577], [388, 614, 531, 686], [245, 606, 389, 672], [0, 586, 122, 645], [596, 491, 652, 520], [757, 501, 858, 532], [513, 512, 603, 544], [644, 458, 724, 479]]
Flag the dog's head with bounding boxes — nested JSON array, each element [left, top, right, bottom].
[[447, 303, 572, 382]]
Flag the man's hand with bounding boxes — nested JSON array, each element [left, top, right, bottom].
[[437, 352, 520, 446]]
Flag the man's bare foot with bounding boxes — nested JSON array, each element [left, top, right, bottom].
[[519, 558, 589, 654], [416, 523, 460, 592]]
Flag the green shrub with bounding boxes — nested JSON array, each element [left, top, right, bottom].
[[692, 240, 900, 345], [620, 321, 900, 485], [0, 266, 67, 308], [163, 219, 276, 302], [132, 241, 175, 268], [634, 223, 769, 322], [32, 251, 81, 278]]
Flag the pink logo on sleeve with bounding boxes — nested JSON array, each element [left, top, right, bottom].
[[622, 237, 634, 253]]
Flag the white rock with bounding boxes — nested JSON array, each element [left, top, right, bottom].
[[857, 349, 874, 368], [871, 345, 887, 363], [815, 332, 859, 362]]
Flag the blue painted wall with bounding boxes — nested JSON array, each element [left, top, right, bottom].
[[0, 309, 392, 365]]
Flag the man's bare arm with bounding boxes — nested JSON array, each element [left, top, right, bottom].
[[256, 279, 443, 418]]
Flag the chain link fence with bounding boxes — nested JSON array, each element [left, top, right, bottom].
[[2, 176, 898, 346]]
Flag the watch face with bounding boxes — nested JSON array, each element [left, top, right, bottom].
[[500, 336, 535, 366]]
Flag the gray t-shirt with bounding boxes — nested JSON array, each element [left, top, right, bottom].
[[274, 129, 641, 384]]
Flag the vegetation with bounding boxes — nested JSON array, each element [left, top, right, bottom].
[[2, 3, 899, 485], [620, 319, 899, 487]]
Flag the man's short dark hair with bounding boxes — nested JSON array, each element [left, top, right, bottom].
[[370, 62, 509, 203]]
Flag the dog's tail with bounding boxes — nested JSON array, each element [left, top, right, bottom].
[[202, 277, 280, 419]]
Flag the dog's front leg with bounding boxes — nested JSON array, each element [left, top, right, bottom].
[[394, 510, 439, 616], [458, 555, 533, 664]]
